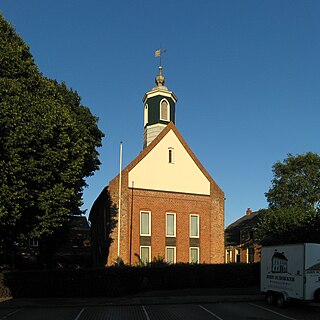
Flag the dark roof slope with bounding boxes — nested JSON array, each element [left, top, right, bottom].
[[225, 211, 263, 246]]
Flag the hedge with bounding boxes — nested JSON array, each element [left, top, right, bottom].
[[0, 263, 260, 298]]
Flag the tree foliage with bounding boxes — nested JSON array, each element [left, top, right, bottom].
[[265, 152, 320, 210], [257, 152, 320, 246], [0, 13, 104, 248], [255, 207, 320, 246]]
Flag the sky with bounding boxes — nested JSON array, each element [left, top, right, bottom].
[[1, 0, 320, 227]]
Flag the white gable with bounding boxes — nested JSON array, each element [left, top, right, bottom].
[[128, 129, 210, 195]]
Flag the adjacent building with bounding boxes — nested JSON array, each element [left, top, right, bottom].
[[225, 208, 262, 263], [89, 66, 225, 266]]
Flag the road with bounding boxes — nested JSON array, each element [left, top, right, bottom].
[[1, 301, 320, 320]]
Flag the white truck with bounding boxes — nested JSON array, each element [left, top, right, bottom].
[[261, 243, 320, 306]]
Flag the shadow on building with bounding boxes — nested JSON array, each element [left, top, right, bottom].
[[89, 186, 118, 267]]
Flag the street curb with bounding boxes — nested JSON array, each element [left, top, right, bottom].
[[0, 295, 264, 308]]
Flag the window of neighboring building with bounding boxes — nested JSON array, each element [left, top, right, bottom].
[[160, 99, 170, 121], [166, 246, 176, 264], [140, 246, 151, 265], [168, 147, 174, 164], [190, 247, 199, 264], [140, 211, 151, 236], [235, 249, 241, 263], [190, 214, 199, 238], [247, 248, 254, 263], [166, 212, 176, 237], [226, 249, 232, 263], [29, 239, 39, 247]]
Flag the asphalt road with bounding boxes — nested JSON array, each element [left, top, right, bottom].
[[1, 301, 320, 320]]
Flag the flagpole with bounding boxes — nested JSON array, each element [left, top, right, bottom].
[[117, 141, 123, 265]]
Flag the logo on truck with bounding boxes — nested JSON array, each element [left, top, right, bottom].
[[272, 251, 288, 273]]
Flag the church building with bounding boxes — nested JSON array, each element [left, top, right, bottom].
[[89, 65, 225, 266]]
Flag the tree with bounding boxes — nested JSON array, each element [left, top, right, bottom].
[[0, 13, 104, 264], [265, 152, 320, 210], [255, 207, 320, 246], [256, 152, 320, 246]]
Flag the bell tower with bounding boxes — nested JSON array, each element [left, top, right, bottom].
[[143, 66, 178, 148]]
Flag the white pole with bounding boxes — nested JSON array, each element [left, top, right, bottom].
[[117, 141, 123, 264]]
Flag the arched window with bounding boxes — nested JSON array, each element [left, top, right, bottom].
[[144, 104, 148, 126], [160, 99, 170, 121]]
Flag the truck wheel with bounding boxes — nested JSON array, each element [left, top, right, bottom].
[[314, 289, 320, 302], [266, 292, 275, 305], [276, 293, 285, 307]]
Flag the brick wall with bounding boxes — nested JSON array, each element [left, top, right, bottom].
[[107, 170, 225, 265]]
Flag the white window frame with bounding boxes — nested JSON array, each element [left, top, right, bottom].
[[168, 147, 174, 164], [165, 246, 176, 264], [140, 246, 151, 264], [190, 247, 199, 264], [226, 249, 233, 263], [166, 212, 176, 237], [160, 98, 170, 121], [190, 214, 199, 238], [140, 211, 151, 236]]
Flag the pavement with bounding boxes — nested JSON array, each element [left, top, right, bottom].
[[0, 286, 263, 308]]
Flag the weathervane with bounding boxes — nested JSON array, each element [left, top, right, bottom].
[[155, 47, 167, 66]]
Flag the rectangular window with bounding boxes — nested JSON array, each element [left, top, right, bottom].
[[190, 214, 199, 238], [226, 249, 232, 263], [190, 247, 199, 264], [247, 248, 254, 263], [29, 239, 39, 247], [166, 246, 176, 264], [140, 246, 151, 265], [235, 249, 240, 263], [166, 212, 176, 237], [140, 211, 151, 236]]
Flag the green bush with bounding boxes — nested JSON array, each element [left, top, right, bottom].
[[142, 263, 260, 290], [0, 272, 11, 298], [1, 263, 260, 298]]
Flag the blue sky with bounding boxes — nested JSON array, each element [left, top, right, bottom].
[[1, 0, 320, 226]]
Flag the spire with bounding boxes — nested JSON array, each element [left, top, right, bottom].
[[155, 65, 165, 86]]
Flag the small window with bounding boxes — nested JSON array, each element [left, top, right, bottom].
[[226, 249, 232, 263], [140, 211, 151, 236], [235, 249, 240, 263], [166, 247, 176, 264], [166, 212, 176, 237], [160, 99, 170, 121], [140, 246, 151, 265], [247, 248, 254, 263], [190, 214, 199, 238], [29, 239, 39, 247], [190, 247, 199, 264], [168, 148, 174, 164]]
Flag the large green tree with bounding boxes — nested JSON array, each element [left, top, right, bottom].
[[0, 14, 104, 256], [265, 152, 320, 210], [256, 152, 320, 245]]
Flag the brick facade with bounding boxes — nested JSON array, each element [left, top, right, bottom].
[[107, 174, 224, 265]]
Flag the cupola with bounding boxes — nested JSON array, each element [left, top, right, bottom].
[[143, 66, 178, 148]]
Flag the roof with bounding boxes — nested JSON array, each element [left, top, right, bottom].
[[272, 252, 288, 261], [225, 210, 263, 246], [68, 216, 90, 230]]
